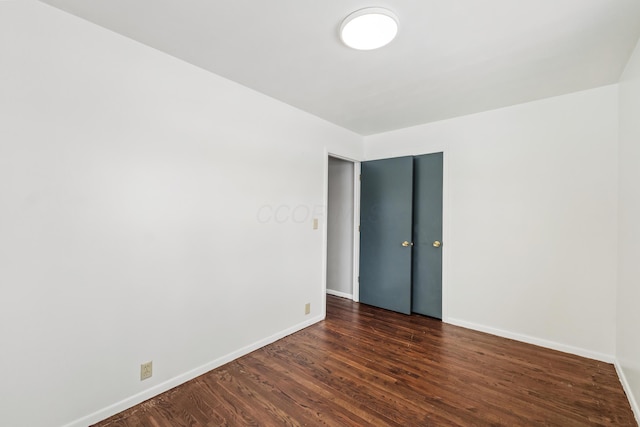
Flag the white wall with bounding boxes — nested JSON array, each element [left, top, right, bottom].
[[0, 2, 362, 426], [326, 157, 354, 298], [617, 36, 640, 419], [364, 86, 619, 360]]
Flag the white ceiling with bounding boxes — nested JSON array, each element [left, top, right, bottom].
[[39, 0, 640, 135]]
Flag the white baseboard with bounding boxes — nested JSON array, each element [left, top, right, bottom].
[[326, 289, 353, 300], [62, 314, 325, 427], [615, 360, 640, 424], [446, 317, 615, 363]]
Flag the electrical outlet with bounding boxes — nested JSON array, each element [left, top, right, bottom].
[[305, 303, 311, 315], [313, 218, 318, 230], [140, 361, 153, 381]]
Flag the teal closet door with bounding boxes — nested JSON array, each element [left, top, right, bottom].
[[412, 153, 443, 319], [359, 156, 414, 314]]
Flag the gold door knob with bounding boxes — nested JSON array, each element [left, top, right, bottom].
[[433, 241, 442, 248], [402, 241, 413, 247]]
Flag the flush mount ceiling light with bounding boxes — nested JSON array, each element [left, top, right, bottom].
[[340, 7, 399, 50]]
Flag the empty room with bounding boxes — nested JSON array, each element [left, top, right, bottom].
[[1, 1, 640, 426]]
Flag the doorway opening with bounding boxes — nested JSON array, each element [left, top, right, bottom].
[[325, 155, 359, 302]]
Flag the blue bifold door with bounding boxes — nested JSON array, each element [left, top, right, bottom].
[[359, 153, 443, 319]]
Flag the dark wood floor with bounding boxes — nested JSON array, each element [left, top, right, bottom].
[[94, 296, 636, 426]]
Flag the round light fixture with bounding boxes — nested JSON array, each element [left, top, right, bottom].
[[340, 7, 399, 51]]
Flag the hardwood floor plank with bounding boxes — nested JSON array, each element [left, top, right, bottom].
[[266, 341, 426, 425], [247, 347, 392, 426], [293, 316, 544, 425], [93, 296, 636, 426]]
